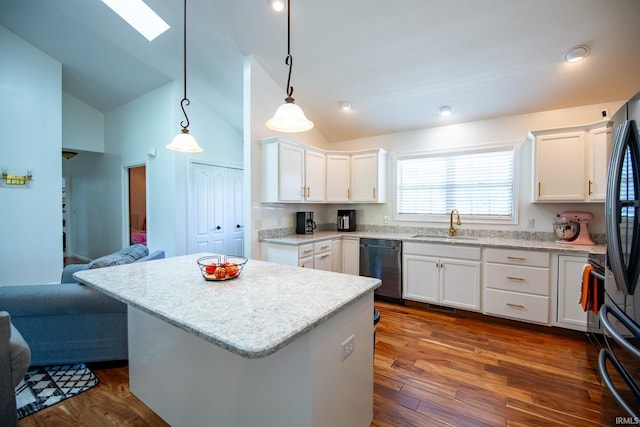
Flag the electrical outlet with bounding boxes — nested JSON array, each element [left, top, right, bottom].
[[526, 218, 535, 229], [383, 215, 389, 225], [341, 334, 355, 360]]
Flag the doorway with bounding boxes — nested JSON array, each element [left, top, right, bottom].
[[128, 165, 147, 246]]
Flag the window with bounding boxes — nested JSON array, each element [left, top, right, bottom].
[[396, 146, 516, 222]]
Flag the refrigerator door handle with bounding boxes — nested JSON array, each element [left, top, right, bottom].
[[599, 348, 640, 419], [600, 303, 640, 358]]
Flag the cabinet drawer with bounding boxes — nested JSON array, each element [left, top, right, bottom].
[[484, 288, 549, 324], [484, 248, 549, 267], [403, 242, 480, 260], [313, 240, 332, 254], [298, 244, 314, 258], [484, 263, 550, 296]]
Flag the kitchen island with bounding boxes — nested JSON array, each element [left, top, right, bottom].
[[74, 253, 381, 427]]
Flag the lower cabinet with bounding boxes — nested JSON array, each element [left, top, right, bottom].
[[403, 242, 481, 311], [341, 237, 360, 275], [483, 248, 551, 324], [556, 254, 588, 331], [313, 241, 333, 271], [262, 238, 356, 273]]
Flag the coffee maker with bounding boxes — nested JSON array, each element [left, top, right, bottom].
[[296, 212, 316, 235], [337, 209, 356, 232]]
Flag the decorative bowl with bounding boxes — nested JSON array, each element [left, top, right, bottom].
[[197, 255, 248, 281]]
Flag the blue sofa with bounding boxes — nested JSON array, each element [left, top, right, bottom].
[[0, 245, 164, 366]]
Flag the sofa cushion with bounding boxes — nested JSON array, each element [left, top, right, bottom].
[[87, 244, 149, 269], [9, 323, 31, 387]]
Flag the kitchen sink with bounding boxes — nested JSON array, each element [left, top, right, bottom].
[[411, 234, 478, 241]]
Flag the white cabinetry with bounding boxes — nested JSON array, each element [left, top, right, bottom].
[[261, 137, 326, 203], [341, 237, 360, 275], [530, 121, 611, 203], [587, 126, 613, 201], [298, 243, 314, 268], [326, 154, 351, 202], [483, 248, 550, 324], [261, 240, 334, 270], [326, 150, 387, 203], [351, 151, 386, 203], [556, 254, 588, 331], [332, 239, 342, 272], [313, 241, 333, 271], [261, 136, 386, 204], [403, 242, 481, 311]]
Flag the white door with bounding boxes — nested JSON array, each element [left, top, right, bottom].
[[228, 168, 244, 256], [189, 163, 244, 256]]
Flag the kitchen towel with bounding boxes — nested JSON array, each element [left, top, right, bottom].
[[580, 263, 602, 314]]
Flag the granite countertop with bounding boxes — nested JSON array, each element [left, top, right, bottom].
[[261, 230, 606, 255], [74, 254, 381, 359]]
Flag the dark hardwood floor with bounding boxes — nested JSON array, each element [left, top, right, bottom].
[[18, 301, 618, 426]]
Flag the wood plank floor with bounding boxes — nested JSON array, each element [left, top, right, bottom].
[[18, 301, 616, 426]]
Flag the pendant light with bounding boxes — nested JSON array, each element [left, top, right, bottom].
[[266, 0, 314, 133], [167, 0, 203, 152]]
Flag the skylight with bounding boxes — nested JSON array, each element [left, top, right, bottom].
[[102, 0, 170, 41]]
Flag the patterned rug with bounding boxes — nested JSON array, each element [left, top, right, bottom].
[[15, 363, 98, 419]]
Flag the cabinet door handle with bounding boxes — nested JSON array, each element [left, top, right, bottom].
[[320, 254, 330, 259], [373, 188, 376, 199], [302, 249, 313, 254], [347, 188, 351, 199], [506, 303, 526, 309], [588, 180, 593, 195], [507, 256, 526, 261], [538, 182, 541, 197], [320, 245, 329, 250], [506, 276, 525, 281]]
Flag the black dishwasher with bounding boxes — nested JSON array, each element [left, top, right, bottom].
[[359, 238, 403, 304]]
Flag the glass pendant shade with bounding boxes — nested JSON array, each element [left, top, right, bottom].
[[166, 128, 203, 152], [266, 98, 314, 133]]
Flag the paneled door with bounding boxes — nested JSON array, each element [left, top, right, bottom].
[[189, 163, 244, 256]]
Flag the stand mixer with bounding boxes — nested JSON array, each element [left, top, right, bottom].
[[553, 211, 595, 245]]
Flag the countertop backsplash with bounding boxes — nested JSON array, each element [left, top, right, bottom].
[[259, 224, 606, 245]]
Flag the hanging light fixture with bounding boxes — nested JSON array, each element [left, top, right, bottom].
[[266, 0, 314, 133], [167, 0, 203, 152]]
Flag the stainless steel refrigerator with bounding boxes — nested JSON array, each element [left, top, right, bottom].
[[599, 92, 640, 420]]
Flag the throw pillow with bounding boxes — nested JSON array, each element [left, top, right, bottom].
[[87, 244, 150, 269]]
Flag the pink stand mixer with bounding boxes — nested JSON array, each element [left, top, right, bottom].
[[553, 211, 595, 245]]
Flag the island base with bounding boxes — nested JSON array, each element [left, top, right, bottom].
[[127, 293, 374, 427]]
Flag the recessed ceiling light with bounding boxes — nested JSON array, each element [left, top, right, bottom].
[[269, 0, 287, 12], [437, 105, 454, 117], [564, 45, 590, 63], [102, 0, 170, 41], [340, 101, 352, 111]]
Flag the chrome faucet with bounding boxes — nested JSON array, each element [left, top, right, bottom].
[[449, 209, 461, 236]]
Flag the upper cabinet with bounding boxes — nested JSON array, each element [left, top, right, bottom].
[[326, 149, 387, 203], [351, 151, 386, 203], [530, 121, 612, 203], [587, 126, 613, 202], [261, 137, 386, 204], [261, 138, 326, 203]]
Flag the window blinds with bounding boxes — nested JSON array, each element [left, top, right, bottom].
[[397, 148, 515, 219]]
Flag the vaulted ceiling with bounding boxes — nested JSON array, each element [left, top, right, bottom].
[[2, 0, 639, 142]]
